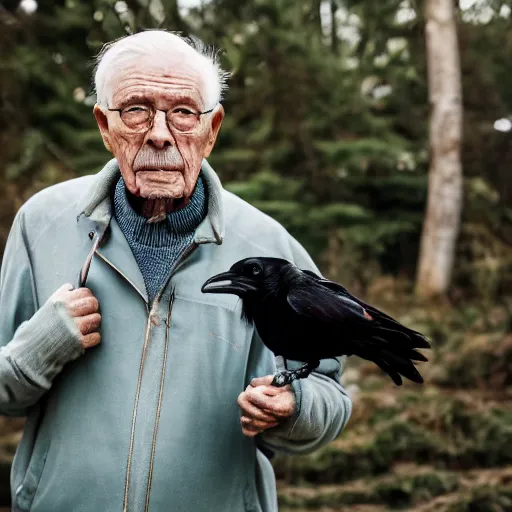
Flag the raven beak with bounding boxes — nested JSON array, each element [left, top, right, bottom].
[[201, 271, 259, 295]]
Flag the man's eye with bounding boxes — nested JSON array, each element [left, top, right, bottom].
[[124, 106, 148, 113], [173, 108, 195, 116]]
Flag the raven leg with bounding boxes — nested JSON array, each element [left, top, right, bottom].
[[271, 360, 320, 387]]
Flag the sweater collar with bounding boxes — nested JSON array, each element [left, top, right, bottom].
[[113, 174, 207, 246], [77, 158, 224, 245]]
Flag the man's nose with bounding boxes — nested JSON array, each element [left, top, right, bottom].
[[146, 110, 174, 149]]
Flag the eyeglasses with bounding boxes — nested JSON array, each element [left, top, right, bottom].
[[108, 103, 215, 133]]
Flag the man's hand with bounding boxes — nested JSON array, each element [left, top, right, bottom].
[[51, 284, 101, 349], [237, 375, 296, 437]]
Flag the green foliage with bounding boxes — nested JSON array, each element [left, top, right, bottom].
[[1, 0, 511, 296], [2, 0, 510, 295]]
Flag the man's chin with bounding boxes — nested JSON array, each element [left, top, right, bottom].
[[135, 169, 186, 199]]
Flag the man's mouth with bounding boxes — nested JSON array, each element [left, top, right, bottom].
[[135, 166, 183, 173]]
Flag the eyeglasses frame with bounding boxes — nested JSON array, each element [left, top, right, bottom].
[[107, 103, 216, 133]]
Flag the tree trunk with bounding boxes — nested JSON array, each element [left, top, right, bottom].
[[330, 0, 339, 54], [415, 0, 463, 298]]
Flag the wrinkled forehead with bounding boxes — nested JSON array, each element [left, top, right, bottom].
[[104, 49, 209, 107]]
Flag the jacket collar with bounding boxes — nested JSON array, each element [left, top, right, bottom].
[[77, 158, 225, 245]]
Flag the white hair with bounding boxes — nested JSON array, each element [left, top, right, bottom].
[[94, 30, 229, 109]]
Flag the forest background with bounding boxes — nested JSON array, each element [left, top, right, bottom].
[[0, 0, 511, 510]]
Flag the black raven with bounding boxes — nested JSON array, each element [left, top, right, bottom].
[[201, 257, 430, 387]]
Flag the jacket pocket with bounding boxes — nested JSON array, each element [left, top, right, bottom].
[[13, 436, 52, 512]]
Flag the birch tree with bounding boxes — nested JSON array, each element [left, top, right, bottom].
[[416, 0, 463, 298]]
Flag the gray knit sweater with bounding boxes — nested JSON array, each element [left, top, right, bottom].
[[113, 175, 207, 302]]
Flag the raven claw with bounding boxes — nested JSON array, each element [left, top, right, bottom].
[[271, 372, 290, 387], [295, 367, 310, 379], [271, 361, 320, 387]]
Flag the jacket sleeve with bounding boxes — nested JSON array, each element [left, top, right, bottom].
[[258, 234, 352, 454], [0, 210, 84, 416]]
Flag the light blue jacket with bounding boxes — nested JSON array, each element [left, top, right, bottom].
[[0, 159, 352, 511]]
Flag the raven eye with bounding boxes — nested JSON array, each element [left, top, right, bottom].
[[252, 265, 262, 276]]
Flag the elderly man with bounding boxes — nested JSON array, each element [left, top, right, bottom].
[[0, 31, 351, 512]]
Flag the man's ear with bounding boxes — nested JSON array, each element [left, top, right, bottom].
[[93, 104, 113, 153], [203, 104, 225, 158]]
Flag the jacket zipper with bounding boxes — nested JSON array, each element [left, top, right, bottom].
[[144, 290, 175, 512], [141, 243, 199, 511], [102, 242, 198, 511], [123, 312, 152, 512]]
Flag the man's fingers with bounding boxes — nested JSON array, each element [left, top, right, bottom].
[[50, 283, 74, 302], [246, 388, 296, 417], [237, 392, 278, 422], [70, 287, 94, 299], [68, 296, 100, 317], [239, 379, 296, 437], [241, 426, 260, 438], [239, 382, 296, 436], [242, 425, 278, 437], [240, 417, 279, 438], [250, 375, 274, 387], [76, 313, 101, 335], [250, 377, 293, 396], [48, 285, 101, 350], [81, 332, 101, 349], [240, 416, 279, 431]]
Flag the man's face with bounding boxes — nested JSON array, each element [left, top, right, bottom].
[[94, 52, 224, 199]]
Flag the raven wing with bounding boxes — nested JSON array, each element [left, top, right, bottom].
[[288, 271, 429, 385], [286, 278, 371, 326], [300, 269, 430, 349]]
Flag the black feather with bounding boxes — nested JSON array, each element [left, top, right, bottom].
[[202, 257, 431, 386]]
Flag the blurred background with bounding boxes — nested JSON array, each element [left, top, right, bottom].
[[1, 0, 512, 510]]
